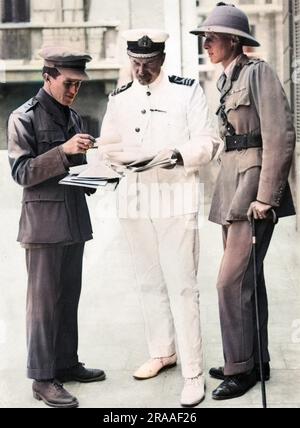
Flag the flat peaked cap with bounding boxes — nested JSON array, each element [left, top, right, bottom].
[[40, 46, 92, 80], [122, 29, 169, 58], [190, 2, 260, 47]]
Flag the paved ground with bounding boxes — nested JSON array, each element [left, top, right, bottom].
[[1, 152, 300, 409]]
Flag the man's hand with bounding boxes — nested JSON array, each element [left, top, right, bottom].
[[62, 134, 95, 155], [151, 149, 183, 169], [247, 201, 272, 221], [99, 144, 146, 165], [104, 151, 144, 165]]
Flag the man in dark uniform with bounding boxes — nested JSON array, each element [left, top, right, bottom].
[[7, 47, 105, 408]]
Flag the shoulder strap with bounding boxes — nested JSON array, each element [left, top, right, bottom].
[[111, 81, 133, 97], [168, 75, 195, 87]]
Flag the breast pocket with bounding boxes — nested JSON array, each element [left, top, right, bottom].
[[225, 87, 250, 114], [23, 185, 65, 202], [37, 130, 66, 154]]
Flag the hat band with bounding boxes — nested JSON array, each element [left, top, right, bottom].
[[127, 50, 163, 59], [44, 59, 87, 70]]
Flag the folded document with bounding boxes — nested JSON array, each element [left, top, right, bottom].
[[59, 162, 121, 190]]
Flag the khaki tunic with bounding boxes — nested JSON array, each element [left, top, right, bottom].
[[209, 54, 296, 225]]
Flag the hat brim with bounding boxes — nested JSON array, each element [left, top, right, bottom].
[[190, 25, 260, 47], [57, 67, 89, 81]]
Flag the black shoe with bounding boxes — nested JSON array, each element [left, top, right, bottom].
[[209, 363, 270, 382], [56, 362, 106, 383], [212, 369, 257, 401], [33, 380, 79, 408]]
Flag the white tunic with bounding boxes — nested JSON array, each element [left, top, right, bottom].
[[100, 71, 221, 218]]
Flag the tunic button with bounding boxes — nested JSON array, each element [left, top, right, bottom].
[[141, 109, 147, 114], [147, 91, 151, 96], [135, 128, 141, 133]]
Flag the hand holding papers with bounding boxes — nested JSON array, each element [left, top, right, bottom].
[[100, 143, 149, 166], [127, 150, 177, 172], [98, 142, 177, 173]]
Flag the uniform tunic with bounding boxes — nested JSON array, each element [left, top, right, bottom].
[[101, 71, 221, 219], [209, 54, 295, 225], [8, 88, 93, 246]]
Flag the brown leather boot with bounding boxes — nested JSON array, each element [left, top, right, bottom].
[[32, 380, 79, 408]]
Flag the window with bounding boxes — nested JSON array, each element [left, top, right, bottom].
[[1, 0, 30, 23]]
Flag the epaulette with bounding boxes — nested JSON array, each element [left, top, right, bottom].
[[111, 81, 133, 96], [169, 75, 195, 87], [247, 57, 264, 66], [24, 97, 39, 113]]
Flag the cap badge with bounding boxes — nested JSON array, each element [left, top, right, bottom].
[[137, 35, 153, 49]]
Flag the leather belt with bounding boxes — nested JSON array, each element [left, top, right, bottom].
[[225, 134, 263, 152]]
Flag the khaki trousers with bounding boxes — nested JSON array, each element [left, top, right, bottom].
[[217, 220, 275, 376]]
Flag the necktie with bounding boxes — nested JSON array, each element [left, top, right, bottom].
[[217, 72, 227, 92]]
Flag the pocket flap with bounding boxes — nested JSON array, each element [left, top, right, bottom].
[[37, 130, 66, 145], [23, 186, 65, 202], [225, 87, 250, 113]]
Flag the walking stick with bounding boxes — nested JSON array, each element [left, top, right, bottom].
[[251, 209, 277, 409]]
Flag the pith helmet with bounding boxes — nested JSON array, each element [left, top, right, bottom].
[[190, 2, 260, 47]]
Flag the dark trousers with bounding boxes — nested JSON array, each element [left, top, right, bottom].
[[25, 243, 84, 380], [216, 220, 275, 376]]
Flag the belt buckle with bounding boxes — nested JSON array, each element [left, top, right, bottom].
[[225, 136, 232, 152], [237, 135, 247, 152]]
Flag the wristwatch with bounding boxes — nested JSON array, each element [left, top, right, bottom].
[[171, 149, 184, 165]]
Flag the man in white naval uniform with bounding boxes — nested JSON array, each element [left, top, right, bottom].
[[98, 29, 221, 407]]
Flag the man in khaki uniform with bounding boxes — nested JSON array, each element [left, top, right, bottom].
[[191, 2, 296, 400], [8, 47, 105, 408]]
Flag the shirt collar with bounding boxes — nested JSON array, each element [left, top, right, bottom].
[[35, 88, 71, 128], [224, 57, 238, 77]]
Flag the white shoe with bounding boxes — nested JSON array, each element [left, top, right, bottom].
[[133, 354, 177, 380], [181, 374, 206, 407]]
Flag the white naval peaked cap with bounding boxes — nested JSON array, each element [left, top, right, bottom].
[[122, 29, 170, 58]]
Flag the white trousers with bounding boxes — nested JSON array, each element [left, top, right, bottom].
[[121, 214, 203, 378]]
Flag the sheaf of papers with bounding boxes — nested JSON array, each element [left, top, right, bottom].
[[59, 162, 121, 190], [127, 154, 177, 172], [75, 163, 122, 180]]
